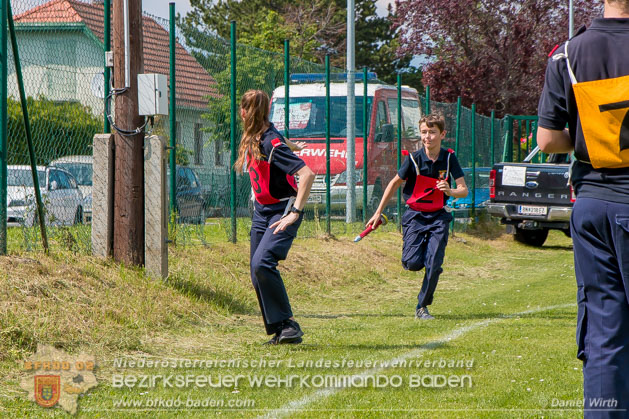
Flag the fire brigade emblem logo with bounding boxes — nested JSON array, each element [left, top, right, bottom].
[[34, 375, 60, 408], [20, 345, 97, 414]]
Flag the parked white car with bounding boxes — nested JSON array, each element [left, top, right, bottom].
[[50, 155, 92, 222], [7, 165, 84, 227]]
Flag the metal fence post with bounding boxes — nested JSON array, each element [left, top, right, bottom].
[[325, 56, 331, 235], [532, 119, 540, 162], [229, 21, 237, 243], [490, 110, 495, 167], [452, 100, 462, 236], [471, 103, 476, 217], [284, 40, 290, 140], [506, 115, 513, 162], [396, 74, 402, 230], [455, 97, 461, 157], [450, 96, 461, 235], [525, 120, 531, 156], [516, 120, 522, 162], [7, 0, 48, 252], [425, 85, 430, 115], [362, 67, 368, 222], [1, 0, 8, 254], [169, 2, 177, 218]]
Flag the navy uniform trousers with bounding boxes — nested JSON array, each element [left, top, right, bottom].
[[572, 197, 629, 418], [401, 209, 450, 309], [250, 205, 303, 335]]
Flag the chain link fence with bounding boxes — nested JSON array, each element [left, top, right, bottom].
[[6, 0, 104, 253], [3, 0, 539, 253]]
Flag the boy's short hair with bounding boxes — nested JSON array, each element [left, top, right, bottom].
[[419, 114, 446, 133]]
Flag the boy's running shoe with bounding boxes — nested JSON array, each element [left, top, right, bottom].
[[415, 307, 435, 320]]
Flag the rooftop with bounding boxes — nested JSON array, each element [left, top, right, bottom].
[[15, 0, 219, 110]]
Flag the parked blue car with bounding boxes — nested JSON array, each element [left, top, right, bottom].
[[166, 166, 210, 224]]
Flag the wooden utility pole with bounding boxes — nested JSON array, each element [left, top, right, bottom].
[[113, 0, 144, 265]]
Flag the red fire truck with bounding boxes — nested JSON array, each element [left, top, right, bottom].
[[269, 79, 422, 212]]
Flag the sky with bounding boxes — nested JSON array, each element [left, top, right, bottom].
[[142, 1, 193, 19], [142, 0, 394, 20]]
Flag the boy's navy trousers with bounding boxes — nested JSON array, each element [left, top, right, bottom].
[[401, 208, 450, 309], [250, 205, 302, 335], [572, 197, 629, 418]]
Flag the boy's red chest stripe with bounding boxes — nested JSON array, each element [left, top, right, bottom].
[[406, 174, 445, 212]]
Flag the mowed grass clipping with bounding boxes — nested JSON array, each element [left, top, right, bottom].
[[0, 226, 581, 418]]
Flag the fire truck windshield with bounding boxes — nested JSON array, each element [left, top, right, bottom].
[[270, 96, 372, 138]]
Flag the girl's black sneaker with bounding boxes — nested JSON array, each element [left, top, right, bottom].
[[278, 319, 304, 343], [264, 333, 302, 345]]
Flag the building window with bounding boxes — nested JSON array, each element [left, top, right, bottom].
[[194, 123, 203, 165]]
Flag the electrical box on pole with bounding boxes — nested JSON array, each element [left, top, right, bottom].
[[138, 74, 168, 116], [105, 51, 114, 68]]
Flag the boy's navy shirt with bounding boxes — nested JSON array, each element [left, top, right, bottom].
[[398, 147, 464, 221], [254, 123, 306, 212], [538, 18, 629, 204]]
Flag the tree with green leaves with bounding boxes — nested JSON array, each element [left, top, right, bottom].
[[177, 22, 288, 154], [8, 96, 101, 165], [182, 0, 344, 64], [355, 2, 422, 90], [180, 0, 421, 89]]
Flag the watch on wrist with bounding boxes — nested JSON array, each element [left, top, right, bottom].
[[290, 206, 304, 215]]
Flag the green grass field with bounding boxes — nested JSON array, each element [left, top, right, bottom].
[[0, 224, 583, 418]]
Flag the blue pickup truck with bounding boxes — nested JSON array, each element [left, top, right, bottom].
[[486, 151, 573, 246]]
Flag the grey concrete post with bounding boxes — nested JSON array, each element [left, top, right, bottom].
[[92, 134, 114, 258], [144, 135, 168, 279]]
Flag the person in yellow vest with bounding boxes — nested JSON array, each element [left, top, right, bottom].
[[537, 1, 629, 417]]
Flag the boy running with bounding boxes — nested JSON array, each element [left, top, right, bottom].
[[366, 114, 468, 319]]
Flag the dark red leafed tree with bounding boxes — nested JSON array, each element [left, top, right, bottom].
[[394, 0, 601, 116]]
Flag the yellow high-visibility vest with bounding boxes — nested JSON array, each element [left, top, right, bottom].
[[565, 41, 629, 169]]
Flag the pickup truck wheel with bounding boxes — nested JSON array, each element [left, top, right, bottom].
[[514, 227, 549, 247]]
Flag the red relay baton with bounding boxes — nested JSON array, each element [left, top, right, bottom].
[[354, 214, 388, 242]]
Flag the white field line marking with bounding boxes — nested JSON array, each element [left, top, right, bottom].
[[258, 303, 575, 418]]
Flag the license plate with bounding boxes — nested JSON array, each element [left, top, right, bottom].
[[518, 205, 547, 215], [307, 194, 323, 204]]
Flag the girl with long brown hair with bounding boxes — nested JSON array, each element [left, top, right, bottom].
[[237, 90, 314, 344]]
